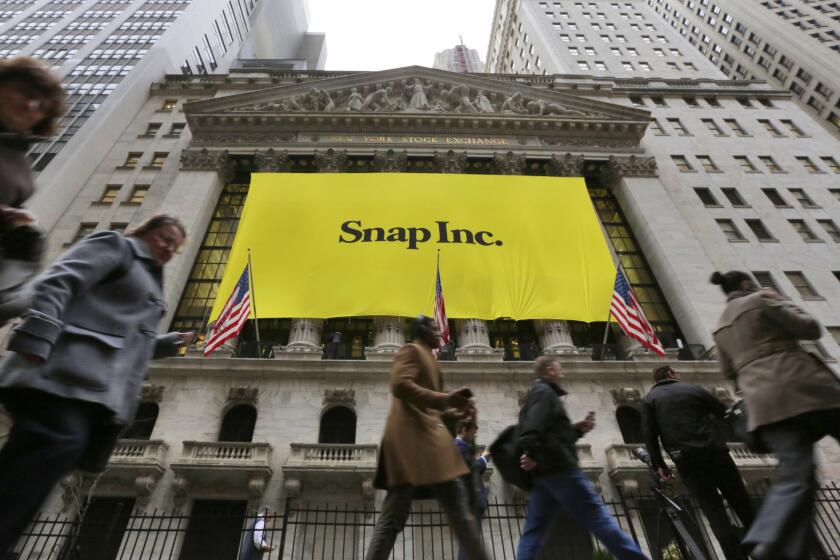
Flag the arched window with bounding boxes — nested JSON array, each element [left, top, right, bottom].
[[123, 402, 159, 440], [318, 406, 357, 444], [616, 406, 645, 444], [218, 404, 257, 443]]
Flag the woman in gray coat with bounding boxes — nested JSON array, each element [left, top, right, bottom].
[[0, 214, 195, 556], [710, 270, 840, 560]]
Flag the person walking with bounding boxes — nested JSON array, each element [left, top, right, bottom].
[[454, 419, 491, 560], [641, 364, 754, 560], [0, 215, 195, 556], [710, 270, 840, 560], [365, 315, 489, 560], [238, 506, 275, 560], [0, 56, 66, 323], [517, 356, 649, 560]]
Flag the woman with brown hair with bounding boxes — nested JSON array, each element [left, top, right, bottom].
[[0, 215, 194, 556]]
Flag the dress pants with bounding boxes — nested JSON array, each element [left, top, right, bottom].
[[743, 408, 840, 560], [365, 480, 488, 560], [516, 468, 649, 560], [0, 389, 110, 557], [674, 447, 755, 560]]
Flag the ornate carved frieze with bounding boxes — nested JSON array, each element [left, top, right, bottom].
[[140, 383, 164, 403], [601, 155, 658, 187], [314, 148, 349, 172], [434, 150, 468, 173], [494, 151, 527, 175], [227, 386, 258, 405], [373, 149, 408, 172], [547, 153, 586, 177], [179, 148, 234, 182], [324, 389, 356, 406], [254, 148, 291, 172]]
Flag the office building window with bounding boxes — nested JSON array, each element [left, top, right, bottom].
[[150, 152, 168, 168], [72, 223, 97, 244], [758, 119, 784, 137], [724, 119, 750, 136], [127, 185, 150, 205], [796, 156, 822, 174], [789, 219, 822, 242], [830, 189, 840, 204], [762, 188, 789, 207], [667, 118, 690, 135], [818, 220, 840, 242], [745, 219, 775, 241], [160, 99, 177, 112], [671, 155, 694, 172], [784, 271, 821, 298], [702, 118, 726, 136], [696, 155, 721, 172], [694, 187, 719, 206], [649, 120, 666, 135], [142, 122, 161, 136], [122, 152, 142, 168], [788, 188, 819, 208], [780, 119, 805, 137], [717, 219, 746, 241], [168, 122, 187, 137], [753, 271, 785, 295], [821, 157, 840, 174], [721, 188, 748, 206], [759, 156, 784, 173], [734, 155, 759, 172], [96, 185, 120, 205]]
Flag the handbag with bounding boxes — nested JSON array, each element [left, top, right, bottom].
[[725, 398, 772, 455]]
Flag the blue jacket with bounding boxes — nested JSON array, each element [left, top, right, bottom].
[[455, 436, 489, 512]]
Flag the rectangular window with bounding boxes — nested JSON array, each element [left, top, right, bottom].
[[671, 155, 694, 172], [96, 185, 120, 205], [667, 118, 691, 135], [724, 119, 749, 136], [142, 122, 161, 136], [150, 152, 168, 168], [683, 96, 699, 107], [784, 271, 821, 298], [734, 155, 759, 172], [696, 155, 721, 172], [109, 222, 128, 233], [789, 219, 822, 242], [753, 271, 785, 295], [694, 187, 719, 206], [168, 122, 186, 137], [830, 189, 840, 204], [821, 157, 840, 173], [788, 188, 819, 208], [721, 187, 748, 206], [72, 223, 97, 244], [702, 118, 726, 135], [758, 119, 784, 137], [651, 96, 667, 107], [126, 185, 149, 205], [122, 152, 142, 168], [762, 188, 789, 207], [759, 156, 784, 173], [622, 61, 634, 71], [796, 156, 822, 174], [827, 327, 840, 348], [818, 219, 840, 242], [160, 99, 177, 112], [578, 61, 590, 70], [717, 219, 746, 241], [629, 95, 645, 106], [780, 119, 805, 137], [704, 96, 721, 107], [745, 219, 775, 241]]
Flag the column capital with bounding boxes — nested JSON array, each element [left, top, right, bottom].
[[314, 148, 349, 172], [547, 153, 586, 177], [179, 148, 235, 182], [600, 155, 658, 187], [493, 150, 527, 175], [254, 148, 291, 172], [373, 149, 408, 172], [433, 149, 468, 173]]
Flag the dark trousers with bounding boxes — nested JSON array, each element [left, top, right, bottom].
[[0, 390, 109, 556], [674, 448, 755, 560], [516, 469, 648, 560], [744, 408, 840, 560], [365, 480, 488, 560]]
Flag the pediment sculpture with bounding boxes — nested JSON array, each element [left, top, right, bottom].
[[232, 78, 593, 117]]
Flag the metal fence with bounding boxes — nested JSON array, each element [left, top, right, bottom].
[[11, 485, 840, 560]]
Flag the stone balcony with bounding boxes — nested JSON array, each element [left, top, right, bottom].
[[576, 443, 604, 488], [283, 443, 378, 499], [606, 443, 777, 493], [170, 441, 273, 503]]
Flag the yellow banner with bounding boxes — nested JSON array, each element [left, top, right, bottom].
[[210, 173, 616, 322]]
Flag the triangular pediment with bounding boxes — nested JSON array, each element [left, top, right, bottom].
[[185, 66, 647, 122]]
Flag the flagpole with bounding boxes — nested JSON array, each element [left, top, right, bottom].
[[247, 249, 262, 355]]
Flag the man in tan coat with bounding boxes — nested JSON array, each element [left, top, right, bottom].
[[711, 270, 840, 560], [366, 315, 489, 560]]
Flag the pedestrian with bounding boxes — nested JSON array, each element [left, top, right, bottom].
[[641, 364, 754, 560], [517, 356, 649, 560], [710, 270, 840, 560], [239, 506, 275, 560], [0, 56, 66, 323], [0, 215, 195, 556], [365, 315, 489, 560], [454, 419, 491, 560]]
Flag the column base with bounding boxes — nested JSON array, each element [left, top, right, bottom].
[[364, 345, 401, 361], [455, 347, 505, 362], [542, 346, 591, 361], [274, 344, 323, 361], [628, 347, 674, 362]]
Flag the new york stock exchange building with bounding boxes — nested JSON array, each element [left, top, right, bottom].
[[7, 63, 840, 560]]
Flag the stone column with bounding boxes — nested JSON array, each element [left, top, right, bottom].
[[365, 316, 405, 361], [455, 319, 503, 362], [275, 318, 324, 360], [534, 320, 587, 360]]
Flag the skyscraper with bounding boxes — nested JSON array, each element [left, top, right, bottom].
[[433, 42, 485, 72], [645, 0, 840, 136]]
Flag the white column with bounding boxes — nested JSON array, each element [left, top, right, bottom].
[[534, 320, 577, 355], [455, 319, 504, 362], [365, 316, 405, 361], [275, 318, 324, 360]]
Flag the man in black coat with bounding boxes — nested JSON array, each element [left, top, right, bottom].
[[641, 364, 755, 560], [516, 357, 648, 560]]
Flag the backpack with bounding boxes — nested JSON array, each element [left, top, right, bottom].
[[489, 424, 533, 491]]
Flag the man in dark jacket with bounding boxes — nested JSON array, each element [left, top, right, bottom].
[[516, 357, 648, 560], [641, 364, 755, 560], [454, 420, 490, 560]]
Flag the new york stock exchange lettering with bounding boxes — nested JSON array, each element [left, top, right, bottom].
[[325, 134, 513, 145]]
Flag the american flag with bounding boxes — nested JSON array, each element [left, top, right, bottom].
[[610, 268, 665, 356], [204, 265, 251, 356], [433, 260, 450, 357]]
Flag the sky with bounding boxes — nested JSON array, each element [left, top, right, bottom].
[[306, 0, 497, 71]]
